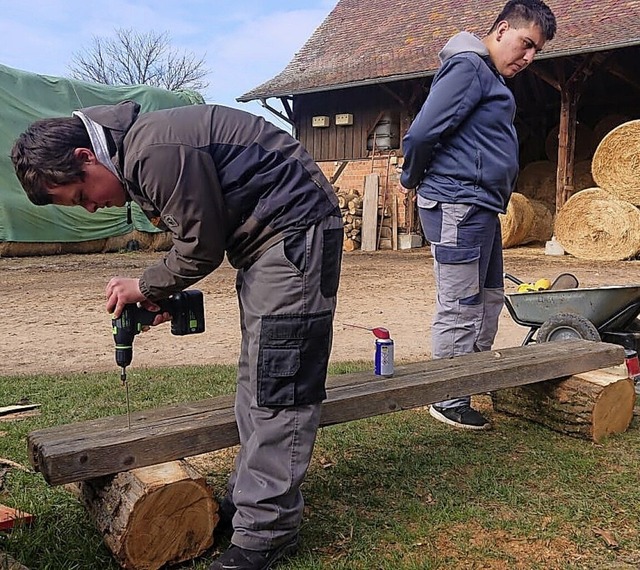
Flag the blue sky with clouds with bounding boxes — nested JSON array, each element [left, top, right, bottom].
[[0, 0, 336, 128]]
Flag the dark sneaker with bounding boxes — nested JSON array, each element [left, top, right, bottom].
[[429, 404, 491, 430], [208, 535, 299, 570]]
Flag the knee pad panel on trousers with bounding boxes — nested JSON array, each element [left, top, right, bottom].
[[433, 244, 481, 304], [258, 310, 332, 406]]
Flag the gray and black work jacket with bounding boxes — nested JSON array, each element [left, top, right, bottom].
[[80, 101, 339, 300], [401, 32, 519, 214]]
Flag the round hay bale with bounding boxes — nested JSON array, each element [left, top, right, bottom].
[[591, 120, 640, 205], [500, 192, 535, 248], [545, 122, 594, 162], [554, 188, 640, 261], [593, 114, 630, 145], [524, 199, 553, 244], [516, 160, 556, 206]]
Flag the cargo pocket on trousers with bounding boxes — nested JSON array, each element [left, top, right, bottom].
[[258, 310, 333, 407], [433, 244, 481, 302], [321, 228, 343, 298]]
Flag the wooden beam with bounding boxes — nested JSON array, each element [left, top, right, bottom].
[[27, 340, 623, 486]]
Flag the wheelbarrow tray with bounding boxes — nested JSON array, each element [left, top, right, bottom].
[[505, 285, 640, 329]]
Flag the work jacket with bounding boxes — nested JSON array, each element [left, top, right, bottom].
[[401, 32, 519, 213], [81, 101, 339, 300]]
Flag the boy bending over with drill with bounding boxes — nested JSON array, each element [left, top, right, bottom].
[[11, 102, 343, 570]]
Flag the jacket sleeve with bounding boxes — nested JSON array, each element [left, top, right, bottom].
[[130, 144, 228, 300], [401, 56, 484, 189]]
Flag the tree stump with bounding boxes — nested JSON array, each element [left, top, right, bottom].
[[492, 367, 635, 442], [79, 460, 218, 570]]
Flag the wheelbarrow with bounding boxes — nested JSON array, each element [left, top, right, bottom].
[[503, 273, 640, 354]]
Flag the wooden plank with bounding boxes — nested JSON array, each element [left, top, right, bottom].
[[28, 340, 623, 485], [360, 173, 379, 251], [0, 404, 40, 416], [0, 504, 34, 531]]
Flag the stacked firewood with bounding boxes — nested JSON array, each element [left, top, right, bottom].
[[336, 188, 363, 251]]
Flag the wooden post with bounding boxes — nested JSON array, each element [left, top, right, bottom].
[[556, 80, 578, 212], [361, 173, 379, 251]]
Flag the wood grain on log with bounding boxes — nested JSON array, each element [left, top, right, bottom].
[[80, 461, 217, 570], [492, 367, 635, 442]]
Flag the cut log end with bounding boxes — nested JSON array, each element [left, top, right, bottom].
[[492, 367, 635, 442], [80, 461, 218, 570]]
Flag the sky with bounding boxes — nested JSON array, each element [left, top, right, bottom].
[[0, 0, 336, 129]]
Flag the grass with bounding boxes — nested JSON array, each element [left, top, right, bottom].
[[0, 363, 639, 569]]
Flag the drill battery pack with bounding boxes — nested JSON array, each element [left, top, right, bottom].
[[163, 290, 206, 336]]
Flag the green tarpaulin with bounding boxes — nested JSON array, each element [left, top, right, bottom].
[[0, 63, 203, 243]]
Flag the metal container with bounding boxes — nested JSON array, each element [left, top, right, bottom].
[[374, 338, 394, 377]]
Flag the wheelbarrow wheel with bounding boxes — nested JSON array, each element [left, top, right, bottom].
[[537, 312, 601, 343]]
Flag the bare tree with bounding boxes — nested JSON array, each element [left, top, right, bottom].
[[69, 29, 209, 92]]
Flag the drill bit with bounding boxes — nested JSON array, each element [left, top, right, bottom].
[[121, 367, 131, 429]]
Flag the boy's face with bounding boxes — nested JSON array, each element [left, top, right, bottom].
[[48, 148, 127, 212], [491, 20, 546, 78]]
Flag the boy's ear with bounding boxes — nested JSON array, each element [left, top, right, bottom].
[[73, 147, 97, 164]]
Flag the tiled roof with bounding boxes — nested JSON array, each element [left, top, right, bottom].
[[238, 0, 640, 101]]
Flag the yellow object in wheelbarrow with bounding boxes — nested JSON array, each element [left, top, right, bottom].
[[516, 278, 552, 293]]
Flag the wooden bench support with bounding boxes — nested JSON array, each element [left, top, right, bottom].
[[492, 366, 636, 442], [28, 340, 623, 486]]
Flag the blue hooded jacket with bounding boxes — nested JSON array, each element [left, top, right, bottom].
[[401, 32, 519, 214]]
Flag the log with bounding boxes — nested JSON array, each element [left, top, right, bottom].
[[343, 238, 358, 252], [492, 367, 635, 442], [28, 340, 623, 486], [79, 461, 217, 570]]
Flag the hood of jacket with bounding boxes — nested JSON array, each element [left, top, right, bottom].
[[439, 31, 490, 64], [81, 100, 140, 152]]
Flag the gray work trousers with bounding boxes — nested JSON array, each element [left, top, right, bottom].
[[225, 214, 343, 551], [419, 203, 504, 409]]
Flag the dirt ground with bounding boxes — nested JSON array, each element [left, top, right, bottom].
[[1, 245, 639, 377]]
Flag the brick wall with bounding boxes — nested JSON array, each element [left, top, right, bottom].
[[318, 154, 420, 233]]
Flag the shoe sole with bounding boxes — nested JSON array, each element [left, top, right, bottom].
[[429, 406, 491, 430], [261, 537, 299, 570]]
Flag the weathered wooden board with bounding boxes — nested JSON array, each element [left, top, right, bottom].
[[28, 340, 624, 485]]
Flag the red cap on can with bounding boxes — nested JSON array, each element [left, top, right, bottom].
[[372, 327, 390, 339]]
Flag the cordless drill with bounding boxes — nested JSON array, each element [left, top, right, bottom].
[[112, 289, 206, 383]]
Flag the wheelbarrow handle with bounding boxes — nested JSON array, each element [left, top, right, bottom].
[[504, 273, 523, 285]]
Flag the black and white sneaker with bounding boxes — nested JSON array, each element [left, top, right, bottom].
[[208, 534, 299, 570], [429, 404, 491, 430]]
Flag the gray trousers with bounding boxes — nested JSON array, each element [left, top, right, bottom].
[[225, 214, 343, 551], [419, 203, 504, 409]]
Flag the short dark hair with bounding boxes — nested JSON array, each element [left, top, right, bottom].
[[10, 116, 91, 206], [489, 0, 557, 41]]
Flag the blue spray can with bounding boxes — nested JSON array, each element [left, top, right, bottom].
[[374, 330, 394, 377]]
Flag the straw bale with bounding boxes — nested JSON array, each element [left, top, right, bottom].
[[0, 240, 106, 257], [591, 120, 640, 206], [0, 231, 171, 258], [500, 192, 535, 248], [593, 114, 630, 145], [516, 160, 556, 206], [525, 199, 553, 244], [554, 188, 640, 261], [545, 122, 594, 162]]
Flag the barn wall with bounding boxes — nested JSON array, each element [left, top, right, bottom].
[[295, 83, 418, 161]]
